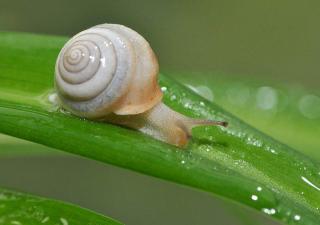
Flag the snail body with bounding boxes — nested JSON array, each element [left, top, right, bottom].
[[55, 24, 227, 147]]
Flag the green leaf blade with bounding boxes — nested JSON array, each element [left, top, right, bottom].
[[0, 187, 123, 225]]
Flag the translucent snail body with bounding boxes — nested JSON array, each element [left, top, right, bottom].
[[55, 23, 227, 147]]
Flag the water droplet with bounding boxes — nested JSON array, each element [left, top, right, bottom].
[[207, 135, 214, 142], [41, 217, 50, 223], [226, 84, 250, 106], [257, 186, 262, 192], [60, 218, 68, 225], [256, 86, 278, 110], [251, 195, 258, 201], [170, 95, 177, 101], [198, 144, 214, 153], [246, 136, 263, 147], [294, 214, 301, 221], [199, 101, 205, 106], [298, 94, 320, 119], [262, 208, 276, 215], [181, 160, 186, 164], [184, 102, 192, 109], [161, 86, 167, 92], [266, 146, 278, 155], [48, 93, 58, 105], [270, 149, 277, 154]]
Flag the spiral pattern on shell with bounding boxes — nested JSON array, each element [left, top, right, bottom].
[[55, 24, 161, 118]]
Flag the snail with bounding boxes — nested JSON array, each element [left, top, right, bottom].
[[54, 23, 227, 147]]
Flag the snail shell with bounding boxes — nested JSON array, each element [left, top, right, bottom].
[[55, 24, 227, 147], [55, 24, 162, 118]]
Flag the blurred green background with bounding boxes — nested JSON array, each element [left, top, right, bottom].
[[1, 0, 319, 224], [1, 0, 320, 87]]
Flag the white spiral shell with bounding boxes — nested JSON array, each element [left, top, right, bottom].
[[55, 24, 162, 119]]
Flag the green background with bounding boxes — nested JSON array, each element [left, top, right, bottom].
[[1, 0, 319, 224], [1, 0, 320, 87]]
